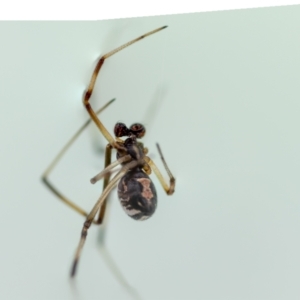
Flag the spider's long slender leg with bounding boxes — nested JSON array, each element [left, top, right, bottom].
[[146, 143, 175, 195], [98, 247, 142, 300], [42, 99, 115, 220], [91, 150, 141, 299], [83, 26, 168, 146], [90, 154, 131, 184], [93, 147, 130, 225], [94, 143, 112, 225], [70, 160, 139, 277]]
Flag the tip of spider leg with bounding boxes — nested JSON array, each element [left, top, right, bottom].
[[109, 98, 116, 104], [70, 260, 78, 278], [162, 25, 168, 29], [90, 177, 96, 184]]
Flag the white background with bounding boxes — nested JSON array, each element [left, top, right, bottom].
[[1, 6, 300, 300], [2, 1, 300, 19]]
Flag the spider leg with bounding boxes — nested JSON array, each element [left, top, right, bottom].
[[94, 143, 112, 225], [90, 153, 131, 185], [98, 247, 142, 300], [93, 148, 130, 224], [145, 143, 175, 195], [83, 26, 167, 146], [70, 160, 139, 277], [91, 150, 141, 299], [42, 99, 115, 221]]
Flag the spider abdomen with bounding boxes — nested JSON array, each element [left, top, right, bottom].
[[118, 168, 157, 221]]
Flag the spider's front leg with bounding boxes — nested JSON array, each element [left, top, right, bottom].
[[145, 143, 175, 195], [82, 26, 168, 146]]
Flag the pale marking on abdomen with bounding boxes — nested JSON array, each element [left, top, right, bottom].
[[136, 178, 153, 201]]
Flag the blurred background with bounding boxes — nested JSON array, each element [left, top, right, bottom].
[[1, 6, 300, 300]]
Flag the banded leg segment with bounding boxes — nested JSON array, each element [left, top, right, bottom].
[[70, 160, 139, 277], [83, 26, 168, 146]]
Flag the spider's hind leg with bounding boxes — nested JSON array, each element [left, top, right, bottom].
[[41, 99, 116, 221]]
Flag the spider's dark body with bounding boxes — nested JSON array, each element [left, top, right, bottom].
[[118, 168, 157, 220], [114, 123, 158, 220]]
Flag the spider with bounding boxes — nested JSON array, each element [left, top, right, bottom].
[[42, 25, 175, 278]]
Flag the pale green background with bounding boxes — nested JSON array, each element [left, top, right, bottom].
[[1, 5, 300, 300]]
